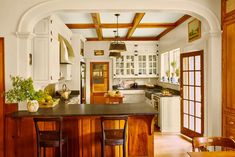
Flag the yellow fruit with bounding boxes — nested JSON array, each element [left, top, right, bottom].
[[45, 95, 52, 101], [39, 98, 45, 104]]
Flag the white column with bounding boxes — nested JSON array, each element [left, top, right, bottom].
[[16, 32, 35, 78], [205, 31, 222, 137]]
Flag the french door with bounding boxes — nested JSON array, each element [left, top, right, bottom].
[[180, 51, 204, 138]]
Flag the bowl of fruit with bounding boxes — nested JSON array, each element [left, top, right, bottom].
[[37, 91, 60, 108]]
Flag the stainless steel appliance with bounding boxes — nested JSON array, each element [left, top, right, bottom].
[[152, 94, 160, 128]]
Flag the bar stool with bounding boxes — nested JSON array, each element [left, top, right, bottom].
[[100, 115, 128, 157], [33, 117, 68, 157]]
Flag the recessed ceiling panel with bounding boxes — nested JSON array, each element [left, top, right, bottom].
[[103, 28, 128, 38], [71, 29, 97, 38], [141, 12, 184, 23], [100, 12, 135, 23], [56, 12, 93, 23], [132, 28, 166, 37]]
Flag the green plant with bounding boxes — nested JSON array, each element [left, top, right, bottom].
[[176, 68, 180, 77], [171, 61, 177, 70], [6, 76, 37, 102], [165, 70, 170, 78]]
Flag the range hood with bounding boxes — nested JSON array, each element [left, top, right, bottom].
[[58, 34, 74, 64]]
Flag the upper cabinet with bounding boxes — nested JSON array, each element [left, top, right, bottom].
[[33, 16, 73, 85], [113, 43, 159, 78]]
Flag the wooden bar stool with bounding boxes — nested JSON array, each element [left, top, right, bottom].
[[100, 115, 128, 157], [33, 117, 68, 157]]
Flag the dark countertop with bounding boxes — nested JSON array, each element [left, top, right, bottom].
[[9, 103, 157, 118]]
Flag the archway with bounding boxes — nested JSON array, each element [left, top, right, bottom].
[[16, 0, 221, 137]]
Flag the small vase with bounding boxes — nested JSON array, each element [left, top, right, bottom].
[[27, 100, 39, 112]]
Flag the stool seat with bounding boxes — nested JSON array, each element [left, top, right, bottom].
[[33, 117, 68, 157], [101, 116, 128, 157], [39, 131, 67, 147]]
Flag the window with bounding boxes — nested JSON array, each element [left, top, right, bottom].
[[160, 48, 180, 84]]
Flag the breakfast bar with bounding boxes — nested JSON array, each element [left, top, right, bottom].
[[5, 103, 156, 157]]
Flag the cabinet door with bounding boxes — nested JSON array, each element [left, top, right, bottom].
[[138, 55, 147, 76], [33, 37, 49, 81], [49, 37, 60, 81], [223, 18, 235, 113], [125, 55, 135, 77]]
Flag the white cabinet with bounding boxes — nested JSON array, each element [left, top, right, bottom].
[[60, 64, 72, 80], [113, 53, 158, 78], [32, 16, 61, 84], [119, 90, 145, 103], [159, 96, 180, 133]]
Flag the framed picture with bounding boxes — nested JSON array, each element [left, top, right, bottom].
[[188, 19, 201, 42], [94, 50, 104, 56]]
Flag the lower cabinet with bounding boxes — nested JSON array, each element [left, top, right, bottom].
[[223, 114, 235, 139], [120, 90, 145, 103], [159, 96, 180, 133]]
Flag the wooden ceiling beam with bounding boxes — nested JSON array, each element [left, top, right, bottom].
[[156, 15, 191, 40], [126, 13, 145, 39], [66, 23, 175, 29], [86, 37, 158, 41], [90, 13, 103, 40]]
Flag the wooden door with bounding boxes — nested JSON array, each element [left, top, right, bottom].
[[0, 38, 5, 156], [180, 51, 204, 138], [222, 2, 235, 138], [90, 62, 109, 104]]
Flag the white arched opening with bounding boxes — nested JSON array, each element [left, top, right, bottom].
[[16, 0, 221, 137]]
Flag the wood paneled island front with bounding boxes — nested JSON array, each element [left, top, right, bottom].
[[6, 103, 156, 157]]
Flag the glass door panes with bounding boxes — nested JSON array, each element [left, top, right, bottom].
[[180, 51, 204, 138], [125, 55, 135, 76], [138, 55, 147, 75], [148, 55, 157, 75], [115, 56, 124, 76]]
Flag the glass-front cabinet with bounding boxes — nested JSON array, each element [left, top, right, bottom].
[[113, 53, 158, 78]]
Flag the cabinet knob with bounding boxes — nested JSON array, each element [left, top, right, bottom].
[[229, 121, 234, 125], [50, 76, 53, 80]]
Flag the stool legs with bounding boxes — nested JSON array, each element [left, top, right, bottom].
[[101, 141, 105, 157], [123, 143, 126, 157]]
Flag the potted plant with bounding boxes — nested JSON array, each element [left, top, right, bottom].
[[170, 61, 177, 83], [6, 76, 40, 112], [165, 70, 170, 82], [175, 68, 180, 83]]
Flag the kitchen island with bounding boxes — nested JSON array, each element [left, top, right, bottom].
[[6, 103, 156, 157]]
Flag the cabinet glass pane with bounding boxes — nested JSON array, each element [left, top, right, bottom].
[[143, 63, 146, 68], [143, 56, 146, 61], [149, 55, 152, 61], [153, 55, 156, 61]]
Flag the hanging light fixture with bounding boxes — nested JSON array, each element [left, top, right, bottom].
[[109, 14, 127, 53], [109, 30, 122, 58]]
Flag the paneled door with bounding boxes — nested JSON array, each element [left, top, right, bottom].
[[0, 38, 5, 156], [90, 62, 109, 104], [180, 51, 204, 138]]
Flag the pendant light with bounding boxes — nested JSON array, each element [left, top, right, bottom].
[[109, 30, 121, 58], [109, 14, 127, 53]]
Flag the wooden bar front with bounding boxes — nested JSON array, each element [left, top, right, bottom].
[[5, 115, 154, 157]]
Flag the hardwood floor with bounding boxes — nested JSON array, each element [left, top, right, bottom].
[[154, 132, 192, 157]]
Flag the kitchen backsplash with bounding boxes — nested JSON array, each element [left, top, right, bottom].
[[113, 78, 158, 86]]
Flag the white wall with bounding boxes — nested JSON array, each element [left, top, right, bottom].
[[159, 17, 218, 137]]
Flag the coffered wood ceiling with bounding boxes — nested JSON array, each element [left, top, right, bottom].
[[57, 12, 191, 41]]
